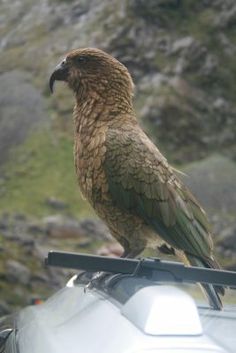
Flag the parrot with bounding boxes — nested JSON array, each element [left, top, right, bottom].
[[49, 48, 224, 309]]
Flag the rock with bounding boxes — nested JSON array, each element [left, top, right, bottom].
[[0, 213, 9, 231], [31, 272, 50, 285], [68, 2, 90, 23], [212, 97, 229, 110], [214, 4, 236, 29], [32, 244, 49, 261], [43, 215, 85, 239], [173, 56, 187, 75], [130, 0, 182, 25], [139, 73, 167, 91], [46, 266, 73, 289], [76, 238, 92, 248], [97, 243, 124, 257], [13, 213, 26, 222], [78, 218, 112, 241], [200, 54, 218, 76], [0, 213, 38, 249], [5, 260, 31, 285], [45, 197, 69, 210], [3, 231, 35, 246], [169, 37, 212, 75], [170, 36, 195, 55], [48, 224, 79, 239], [182, 155, 236, 215], [0, 301, 11, 316], [217, 225, 236, 251], [217, 32, 235, 56], [155, 36, 171, 53], [43, 215, 111, 241], [210, 0, 236, 10], [27, 222, 46, 235], [178, 40, 208, 73]]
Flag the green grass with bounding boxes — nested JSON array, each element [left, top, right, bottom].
[[0, 127, 93, 218]]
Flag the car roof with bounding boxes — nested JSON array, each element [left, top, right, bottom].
[[11, 275, 235, 353]]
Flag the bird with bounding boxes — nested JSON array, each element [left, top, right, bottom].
[[49, 48, 224, 309]]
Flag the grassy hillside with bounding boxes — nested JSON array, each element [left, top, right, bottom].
[[0, 126, 93, 218]]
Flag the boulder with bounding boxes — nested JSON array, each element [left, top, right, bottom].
[[170, 36, 195, 55], [97, 243, 123, 257], [45, 197, 69, 210], [182, 155, 236, 215], [214, 4, 236, 28], [43, 215, 111, 241]]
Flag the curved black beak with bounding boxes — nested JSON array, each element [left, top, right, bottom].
[[49, 60, 69, 93]]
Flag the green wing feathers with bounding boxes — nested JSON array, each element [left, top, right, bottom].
[[104, 128, 214, 261], [186, 253, 224, 309]]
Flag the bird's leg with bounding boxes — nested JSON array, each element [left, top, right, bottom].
[[119, 237, 145, 259], [85, 238, 144, 291], [121, 248, 131, 258], [120, 237, 132, 258], [124, 248, 145, 258], [84, 237, 130, 291]]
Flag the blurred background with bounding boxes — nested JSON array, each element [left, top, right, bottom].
[[0, 0, 235, 313]]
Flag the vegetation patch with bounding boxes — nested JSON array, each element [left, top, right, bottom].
[[0, 127, 93, 218]]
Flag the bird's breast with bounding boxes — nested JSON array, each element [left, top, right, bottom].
[[74, 125, 109, 204]]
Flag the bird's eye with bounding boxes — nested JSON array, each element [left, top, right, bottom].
[[61, 59, 67, 66], [77, 56, 88, 64]]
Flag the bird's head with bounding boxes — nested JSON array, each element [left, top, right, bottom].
[[49, 48, 134, 101]]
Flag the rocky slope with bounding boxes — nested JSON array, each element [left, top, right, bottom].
[[0, 0, 236, 311], [0, 213, 118, 314], [1, 0, 236, 163]]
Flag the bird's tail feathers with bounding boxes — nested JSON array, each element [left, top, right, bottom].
[[185, 253, 224, 310]]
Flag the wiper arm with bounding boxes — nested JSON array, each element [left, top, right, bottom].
[[45, 251, 236, 289]]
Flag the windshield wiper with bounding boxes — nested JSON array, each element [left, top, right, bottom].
[[45, 251, 236, 289]]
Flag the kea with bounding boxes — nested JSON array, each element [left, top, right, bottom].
[[49, 48, 224, 309]]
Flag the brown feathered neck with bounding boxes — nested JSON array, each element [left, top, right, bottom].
[[66, 48, 137, 132], [67, 48, 134, 112]]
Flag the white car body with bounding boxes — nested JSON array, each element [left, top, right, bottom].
[[2, 271, 236, 353]]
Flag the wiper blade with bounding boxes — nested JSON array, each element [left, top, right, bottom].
[[45, 251, 236, 289]]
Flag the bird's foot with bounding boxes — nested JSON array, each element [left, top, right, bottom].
[[84, 271, 109, 292]]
